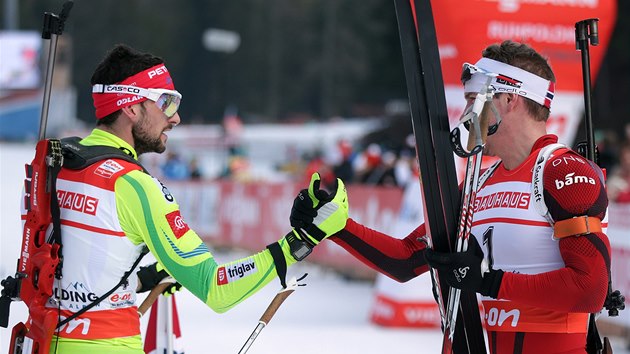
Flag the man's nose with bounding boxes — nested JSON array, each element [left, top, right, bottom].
[[169, 112, 181, 126]]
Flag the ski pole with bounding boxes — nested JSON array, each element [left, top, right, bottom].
[[237, 275, 306, 354], [138, 281, 175, 317], [39, 0, 73, 140], [137, 283, 177, 354], [574, 18, 599, 163], [166, 294, 174, 354]]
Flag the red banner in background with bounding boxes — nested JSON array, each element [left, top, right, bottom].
[[432, 0, 616, 90], [167, 181, 404, 278], [427, 0, 617, 178], [170, 180, 628, 279], [167, 180, 629, 329]]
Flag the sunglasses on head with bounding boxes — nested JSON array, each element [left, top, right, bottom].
[[92, 84, 182, 118]]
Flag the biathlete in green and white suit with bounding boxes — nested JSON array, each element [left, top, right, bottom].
[[37, 44, 348, 354]]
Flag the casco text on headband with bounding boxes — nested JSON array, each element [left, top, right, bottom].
[[92, 64, 176, 119], [92, 84, 182, 118], [463, 58, 555, 109]]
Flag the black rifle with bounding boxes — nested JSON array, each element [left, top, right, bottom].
[[575, 18, 625, 354]]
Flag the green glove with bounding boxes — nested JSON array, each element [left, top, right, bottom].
[[290, 172, 349, 246]]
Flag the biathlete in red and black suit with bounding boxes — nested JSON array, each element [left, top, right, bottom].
[[290, 40, 611, 354]]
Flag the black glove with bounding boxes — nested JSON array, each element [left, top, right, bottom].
[[424, 237, 503, 298], [290, 188, 329, 242], [136, 262, 181, 295], [289, 172, 348, 246]]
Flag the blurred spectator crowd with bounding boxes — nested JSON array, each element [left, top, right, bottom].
[[291, 135, 419, 191], [154, 122, 630, 206], [160, 151, 202, 181], [605, 125, 630, 204]]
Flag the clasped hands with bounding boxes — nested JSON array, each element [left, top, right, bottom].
[[288, 172, 349, 249]]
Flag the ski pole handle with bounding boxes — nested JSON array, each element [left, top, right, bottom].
[[238, 274, 306, 354], [259, 288, 295, 324], [137, 282, 172, 317]]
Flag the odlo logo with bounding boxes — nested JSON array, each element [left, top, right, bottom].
[[554, 173, 595, 190], [453, 267, 469, 283]]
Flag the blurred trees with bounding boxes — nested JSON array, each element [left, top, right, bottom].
[[14, 0, 404, 124], [9, 0, 629, 136]]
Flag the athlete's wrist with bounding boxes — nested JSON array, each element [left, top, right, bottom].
[[479, 269, 504, 298]]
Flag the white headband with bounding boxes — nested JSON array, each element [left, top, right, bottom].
[[463, 58, 555, 109]]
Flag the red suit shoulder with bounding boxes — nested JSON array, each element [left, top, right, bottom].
[[542, 150, 607, 222]]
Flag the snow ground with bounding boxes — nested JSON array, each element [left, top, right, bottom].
[[160, 259, 445, 354], [1, 142, 628, 354]]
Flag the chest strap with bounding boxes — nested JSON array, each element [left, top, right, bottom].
[[60, 137, 147, 172]]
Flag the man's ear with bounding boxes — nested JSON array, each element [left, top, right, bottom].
[[503, 93, 519, 112], [121, 103, 143, 122]]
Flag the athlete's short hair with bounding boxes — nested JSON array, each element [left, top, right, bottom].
[[91, 44, 164, 125], [482, 40, 556, 122]]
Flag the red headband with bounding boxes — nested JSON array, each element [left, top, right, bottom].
[[92, 64, 175, 119]]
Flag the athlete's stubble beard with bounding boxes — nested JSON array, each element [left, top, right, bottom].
[[132, 105, 171, 155]]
